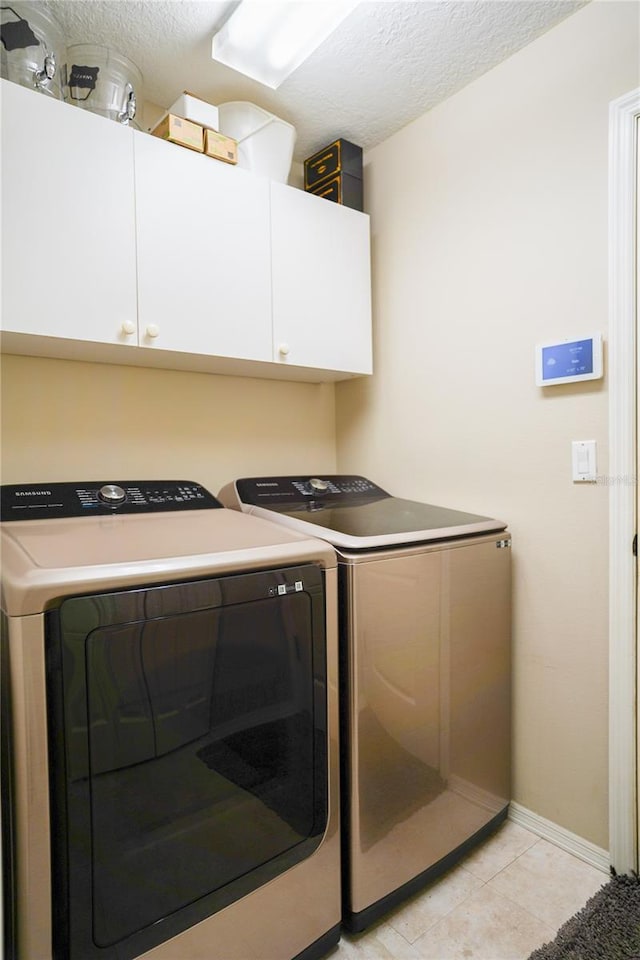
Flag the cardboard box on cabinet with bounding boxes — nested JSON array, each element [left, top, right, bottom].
[[152, 114, 204, 153], [204, 129, 238, 165]]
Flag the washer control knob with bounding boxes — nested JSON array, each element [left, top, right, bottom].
[[98, 484, 127, 505], [309, 477, 329, 493]]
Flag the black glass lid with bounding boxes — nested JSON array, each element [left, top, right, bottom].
[[234, 476, 506, 547], [277, 496, 499, 538]]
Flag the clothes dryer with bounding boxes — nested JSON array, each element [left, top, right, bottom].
[[1, 480, 340, 960], [219, 475, 511, 933]]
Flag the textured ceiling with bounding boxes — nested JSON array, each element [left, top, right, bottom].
[[43, 0, 588, 161]]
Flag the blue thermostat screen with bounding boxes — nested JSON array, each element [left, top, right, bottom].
[[541, 339, 594, 381]]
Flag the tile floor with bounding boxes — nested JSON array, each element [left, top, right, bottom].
[[330, 821, 607, 960]]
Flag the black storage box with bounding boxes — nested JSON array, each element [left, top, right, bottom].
[[304, 138, 363, 211], [307, 172, 363, 212]]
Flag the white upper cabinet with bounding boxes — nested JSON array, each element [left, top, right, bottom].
[[133, 132, 272, 362], [271, 182, 372, 375], [1, 80, 137, 345], [1, 80, 372, 381]]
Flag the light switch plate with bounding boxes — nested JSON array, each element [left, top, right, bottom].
[[572, 440, 597, 482]]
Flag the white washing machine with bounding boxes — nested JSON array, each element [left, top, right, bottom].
[[219, 475, 512, 932], [1, 480, 340, 960]]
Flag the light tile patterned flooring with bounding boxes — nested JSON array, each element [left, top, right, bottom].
[[330, 821, 607, 960]]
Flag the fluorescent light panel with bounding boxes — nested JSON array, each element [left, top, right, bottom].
[[212, 1, 358, 89]]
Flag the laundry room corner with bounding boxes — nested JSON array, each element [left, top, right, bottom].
[[336, 0, 640, 854]]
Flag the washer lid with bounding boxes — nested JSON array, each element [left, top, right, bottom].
[[229, 476, 506, 550]]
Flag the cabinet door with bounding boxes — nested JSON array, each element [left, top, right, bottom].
[[271, 184, 372, 374], [1, 80, 137, 344], [134, 133, 272, 361]]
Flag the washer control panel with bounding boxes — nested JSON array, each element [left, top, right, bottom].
[[1, 481, 221, 520], [236, 475, 389, 508]]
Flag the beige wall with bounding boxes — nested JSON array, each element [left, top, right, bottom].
[[0, 355, 336, 493], [336, 0, 640, 848]]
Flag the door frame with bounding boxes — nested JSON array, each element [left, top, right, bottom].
[[609, 86, 640, 874]]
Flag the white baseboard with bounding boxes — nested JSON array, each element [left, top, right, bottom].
[[448, 775, 507, 815], [509, 802, 610, 874]]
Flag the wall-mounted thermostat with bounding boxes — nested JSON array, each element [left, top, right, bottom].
[[535, 333, 603, 386]]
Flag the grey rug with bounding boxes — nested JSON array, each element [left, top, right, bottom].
[[528, 871, 640, 960]]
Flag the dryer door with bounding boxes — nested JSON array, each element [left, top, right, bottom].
[[46, 564, 327, 960]]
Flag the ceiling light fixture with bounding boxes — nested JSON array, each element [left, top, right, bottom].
[[211, 1, 359, 90]]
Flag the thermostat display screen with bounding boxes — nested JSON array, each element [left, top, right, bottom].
[[542, 339, 593, 381], [535, 334, 603, 386]]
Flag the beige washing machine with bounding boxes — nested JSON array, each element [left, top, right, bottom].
[[1, 480, 340, 960], [219, 475, 512, 933]]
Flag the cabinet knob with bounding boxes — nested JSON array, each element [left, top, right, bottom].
[[121, 320, 136, 336], [278, 343, 290, 357], [146, 324, 160, 339]]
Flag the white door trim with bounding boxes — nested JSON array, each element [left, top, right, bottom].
[[608, 86, 640, 874]]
